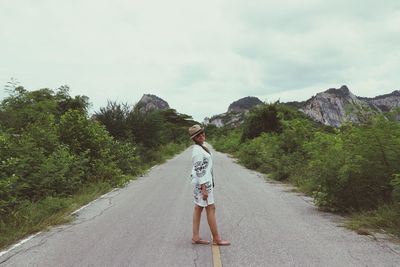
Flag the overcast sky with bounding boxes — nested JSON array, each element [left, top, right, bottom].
[[1, 0, 399, 122]]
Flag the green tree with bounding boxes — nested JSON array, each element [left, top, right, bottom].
[[94, 101, 131, 140], [127, 108, 164, 148], [241, 103, 282, 141], [0, 86, 88, 132]]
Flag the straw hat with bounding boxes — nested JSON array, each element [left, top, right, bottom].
[[188, 124, 204, 139]]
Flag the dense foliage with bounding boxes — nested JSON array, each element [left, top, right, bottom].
[[240, 104, 279, 140], [210, 103, 400, 223], [0, 86, 138, 213], [94, 101, 195, 163], [0, 86, 194, 248]]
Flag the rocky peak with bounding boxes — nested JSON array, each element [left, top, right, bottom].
[[228, 96, 263, 113], [136, 94, 169, 113], [360, 90, 400, 112], [322, 85, 360, 103], [325, 85, 351, 97], [205, 86, 400, 129], [300, 85, 379, 127], [206, 96, 262, 127]]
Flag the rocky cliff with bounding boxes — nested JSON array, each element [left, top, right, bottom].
[[205, 96, 262, 127], [136, 94, 170, 113], [299, 86, 400, 127], [204, 112, 245, 128], [360, 90, 400, 112], [206, 86, 400, 128], [299, 86, 379, 127]]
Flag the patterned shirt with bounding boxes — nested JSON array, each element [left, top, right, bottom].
[[190, 144, 213, 191]]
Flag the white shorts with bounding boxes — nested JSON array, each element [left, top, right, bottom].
[[193, 185, 215, 207]]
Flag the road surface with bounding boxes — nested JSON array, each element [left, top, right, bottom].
[[1, 146, 400, 266]]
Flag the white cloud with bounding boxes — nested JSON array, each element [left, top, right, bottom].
[[1, 0, 399, 122]]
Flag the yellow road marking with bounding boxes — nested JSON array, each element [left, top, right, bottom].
[[211, 237, 223, 267]]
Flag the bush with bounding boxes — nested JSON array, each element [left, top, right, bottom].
[[303, 117, 400, 211], [111, 140, 141, 175], [238, 134, 278, 173], [59, 110, 113, 157], [0, 175, 18, 215], [212, 130, 241, 154], [241, 103, 282, 141], [391, 174, 400, 204], [36, 146, 85, 196], [159, 142, 186, 159]]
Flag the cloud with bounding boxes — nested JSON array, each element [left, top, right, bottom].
[[175, 64, 210, 87], [1, 0, 399, 122]]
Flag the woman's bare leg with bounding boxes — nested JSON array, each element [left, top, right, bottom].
[[206, 204, 230, 245], [192, 205, 203, 240], [205, 204, 220, 239]]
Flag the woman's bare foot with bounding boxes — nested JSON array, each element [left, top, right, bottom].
[[192, 238, 210, 244], [212, 239, 230, 246]]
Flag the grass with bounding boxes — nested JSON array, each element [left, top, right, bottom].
[[344, 204, 400, 238], [159, 142, 188, 161], [0, 181, 114, 250]]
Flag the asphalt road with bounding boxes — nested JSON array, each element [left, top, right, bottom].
[[1, 146, 400, 266]]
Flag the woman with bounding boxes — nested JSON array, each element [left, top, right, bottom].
[[188, 124, 230, 246]]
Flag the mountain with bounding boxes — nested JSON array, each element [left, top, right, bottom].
[[299, 85, 376, 127], [204, 96, 262, 127], [359, 90, 400, 112], [228, 97, 263, 113], [205, 86, 400, 128], [136, 94, 170, 113], [300, 86, 400, 127]]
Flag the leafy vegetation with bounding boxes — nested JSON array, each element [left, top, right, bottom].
[[209, 102, 400, 236], [240, 103, 283, 141], [228, 96, 262, 111], [0, 85, 194, 249]]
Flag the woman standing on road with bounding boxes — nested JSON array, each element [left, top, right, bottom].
[[188, 124, 230, 246]]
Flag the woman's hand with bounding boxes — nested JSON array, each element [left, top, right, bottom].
[[201, 185, 208, 200], [202, 190, 208, 200]]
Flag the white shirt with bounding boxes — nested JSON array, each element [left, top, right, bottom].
[[190, 144, 215, 207], [190, 144, 213, 188]]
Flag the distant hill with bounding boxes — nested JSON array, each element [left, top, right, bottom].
[[228, 97, 263, 113], [205, 86, 400, 128], [136, 94, 170, 113], [299, 86, 400, 127], [359, 90, 400, 112], [204, 96, 262, 127]]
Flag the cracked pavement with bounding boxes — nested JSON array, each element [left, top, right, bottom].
[[1, 147, 400, 266]]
